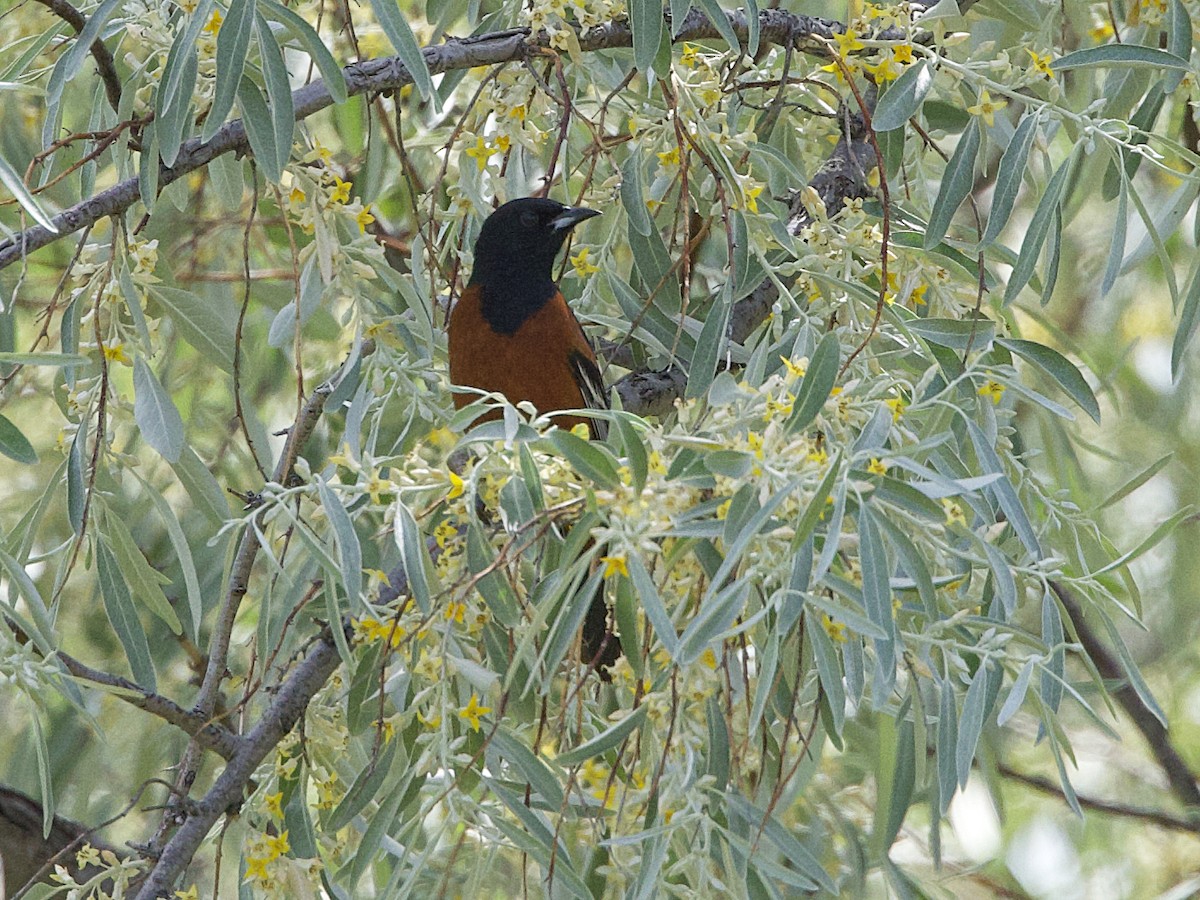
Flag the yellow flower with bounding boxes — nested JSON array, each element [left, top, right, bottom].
[[941, 498, 968, 527], [101, 342, 131, 365], [601, 555, 629, 578], [244, 856, 270, 882], [264, 791, 284, 818], [893, 44, 914, 65], [355, 204, 376, 233], [570, 247, 600, 277], [977, 380, 1005, 404], [867, 458, 888, 475], [364, 469, 391, 504], [509, 104, 527, 120], [657, 147, 680, 167], [680, 42, 701, 68], [464, 135, 492, 170], [822, 613, 847, 643], [329, 175, 352, 204], [807, 447, 828, 465], [493, 134, 510, 153], [175, 887, 200, 900], [885, 397, 907, 421], [1026, 48, 1054, 78], [265, 831, 290, 859], [365, 568, 391, 586], [447, 469, 465, 499], [458, 692, 492, 731], [417, 709, 442, 728], [715, 498, 732, 519], [434, 521, 458, 549], [834, 28, 865, 57], [966, 89, 1007, 127], [444, 600, 466, 623], [1089, 21, 1115, 41], [866, 52, 903, 82], [780, 355, 807, 379], [699, 648, 718, 669], [77, 844, 102, 868], [288, 185, 305, 205], [202, 9, 222, 32], [742, 183, 764, 213]]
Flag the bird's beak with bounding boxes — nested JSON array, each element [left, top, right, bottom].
[[549, 206, 601, 231]]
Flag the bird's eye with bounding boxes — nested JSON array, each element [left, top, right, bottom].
[[519, 210, 539, 229]]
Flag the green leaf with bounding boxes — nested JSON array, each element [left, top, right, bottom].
[[687, 283, 733, 401], [135, 471, 204, 641], [1092, 506, 1195, 577], [693, 0, 741, 53], [785, 331, 840, 433], [631, 0, 663, 72], [259, 0, 348, 103], [133, 357, 185, 463], [102, 505, 181, 635], [981, 112, 1038, 247], [237, 77, 281, 182], [318, 478, 364, 616], [1173, 258, 1200, 379], [620, 150, 653, 237], [548, 428, 621, 489], [935, 678, 957, 813], [365, 0, 436, 103], [256, 11, 296, 178], [627, 552, 678, 656], [394, 500, 432, 613], [997, 657, 1036, 726], [149, 285, 235, 371], [965, 420, 1042, 559], [858, 506, 896, 643], [1166, 0, 1193, 92], [0, 151, 58, 232], [807, 609, 845, 737], [96, 538, 157, 691], [872, 60, 934, 132], [956, 663, 988, 788], [995, 338, 1100, 424], [924, 117, 980, 248], [489, 728, 564, 808], [156, 0, 212, 168], [1004, 152, 1074, 304], [0, 352, 87, 366], [172, 446, 232, 526], [0, 414, 36, 464], [203, 0, 256, 140], [0, 547, 55, 652], [1050, 44, 1191, 72], [906, 317, 995, 352], [1098, 452, 1172, 509], [1100, 165, 1128, 297], [555, 706, 648, 766]]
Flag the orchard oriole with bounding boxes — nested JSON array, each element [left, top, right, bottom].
[[448, 196, 620, 676]]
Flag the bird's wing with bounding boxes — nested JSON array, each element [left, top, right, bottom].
[[568, 349, 608, 441]]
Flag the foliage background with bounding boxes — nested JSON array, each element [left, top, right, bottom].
[[2, 0, 1200, 897]]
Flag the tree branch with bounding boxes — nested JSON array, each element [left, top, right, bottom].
[[0, 9, 843, 271], [1050, 579, 1200, 816], [133, 627, 347, 899], [31, 0, 123, 113]]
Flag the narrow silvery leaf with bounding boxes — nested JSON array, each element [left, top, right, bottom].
[[133, 357, 185, 463]]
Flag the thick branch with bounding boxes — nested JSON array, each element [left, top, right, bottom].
[[55, 650, 239, 760], [0, 9, 842, 271], [134, 628, 346, 899], [31, 0, 123, 113]]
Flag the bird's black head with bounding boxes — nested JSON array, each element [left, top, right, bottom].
[[469, 197, 600, 287], [467, 197, 600, 334]]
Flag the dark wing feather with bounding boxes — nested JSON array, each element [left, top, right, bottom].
[[567, 349, 608, 441]]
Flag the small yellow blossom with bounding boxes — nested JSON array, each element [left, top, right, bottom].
[[444, 600, 466, 624], [893, 44, 914, 65], [244, 856, 270, 882], [418, 709, 442, 728], [1026, 49, 1054, 78], [509, 104, 527, 120], [742, 183, 764, 213], [941, 498, 968, 527], [657, 147, 681, 167], [494, 134, 510, 153], [866, 52, 904, 82], [434, 521, 458, 550], [885, 397, 907, 421], [175, 887, 200, 900], [967, 89, 1007, 127], [265, 791, 284, 818], [459, 693, 492, 731], [834, 28, 865, 56], [807, 447, 828, 465], [329, 175, 352, 204], [364, 469, 391, 504], [822, 613, 848, 643], [780, 356, 806, 379], [715, 498, 732, 519], [77, 844, 102, 868], [101, 342, 131, 365], [447, 469, 465, 499], [700, 648, 718, 669], [867, 458, 888, 475], [202, 9, 222, 33], [365, 568, 391, 586], [1089, 21, 1115, 41], [265, 830, 290, 858], [464, 135, 492, 170], [571, 247, 600, 277], [680, 43, 702, 68], [601, 555, 629, 578], [977, 380, 1005, 404], [355, 204, 376, 233]]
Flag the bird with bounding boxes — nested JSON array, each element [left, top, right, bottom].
[[448, 196, 621, 676]]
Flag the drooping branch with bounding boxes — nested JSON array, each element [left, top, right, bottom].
[[0, 8, 844, 271]]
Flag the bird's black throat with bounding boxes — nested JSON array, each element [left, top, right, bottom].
[[474, 275, 558, 335]]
